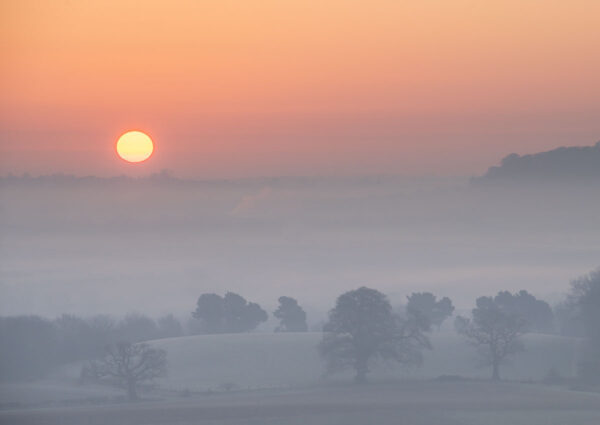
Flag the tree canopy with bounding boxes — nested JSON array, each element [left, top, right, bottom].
[[274, 296, 308, 332], [192, 292, 268, 334], [319, 287, 430, 383], [568, 269, 600, 382], [406, 292, 454, 331], [456, 294, 527, 380], [493, 290, 554, 333]]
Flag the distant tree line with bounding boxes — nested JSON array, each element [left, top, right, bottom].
[[0, 291, 308, 382], [7, 273, 600, 393], [77, 272, 600, 401], [191, 292, 268, 333], [88, 271, 600, 399], [319, 287, 557, 383], [475, 141, 600, 183], [190, 292, 308, 333], [0, 313, 182, 381], [274, 296, 308, 332]]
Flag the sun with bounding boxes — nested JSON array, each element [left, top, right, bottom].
[[116, 131, 154, 163]]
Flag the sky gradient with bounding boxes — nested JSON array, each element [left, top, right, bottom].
[[1, 0, 599, 178]]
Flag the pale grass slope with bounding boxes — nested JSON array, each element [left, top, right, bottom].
[[149, 331, 581, 392]]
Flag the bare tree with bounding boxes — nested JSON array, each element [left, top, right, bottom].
[[455, 295, 526, 381], [95, 342, 166, 401]]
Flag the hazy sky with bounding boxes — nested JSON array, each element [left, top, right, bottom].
[[1, 0, 599, 178]]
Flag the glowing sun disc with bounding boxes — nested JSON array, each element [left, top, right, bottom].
[[116, 131, 154, 162]]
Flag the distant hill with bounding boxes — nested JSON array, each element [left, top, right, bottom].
[[475, 141, 600, 183], [143, 332, 580, 391]]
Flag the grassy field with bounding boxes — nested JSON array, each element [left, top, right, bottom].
[[1, 381, 599, 425], [148, 331, 581, 392], [0, 331, 589, 425]]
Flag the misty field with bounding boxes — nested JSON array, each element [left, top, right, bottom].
[[0, 331, 580, 405], [146, 332, 581, 392], [2, 381, 599, 425], [2, 331, 589, 425]]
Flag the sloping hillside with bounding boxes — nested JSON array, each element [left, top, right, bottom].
[[148, 332, 581, 391]]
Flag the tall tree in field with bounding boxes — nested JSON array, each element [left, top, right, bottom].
[[192, 293, 225, 333], [319, 287, 430, 383], [494, 290, 554, 333], [406, 292, 454, 331], [274, 296, 308, 332], [455, 294, 526, 381], [568, 268, 600, 383], [94, 342, 166, 401], [222, 292, 268, 333]]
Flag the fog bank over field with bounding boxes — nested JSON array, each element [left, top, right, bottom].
[[1, 172, 599, 319]]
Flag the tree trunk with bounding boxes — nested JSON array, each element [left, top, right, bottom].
[[492, 360, 500, 381], [127, 378, 138, 401]]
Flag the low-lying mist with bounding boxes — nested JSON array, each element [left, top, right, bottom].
[[1, 174, 599, 320]]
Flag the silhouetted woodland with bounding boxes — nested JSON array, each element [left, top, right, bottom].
[[319, 287, 431, 383], [191, 292, 268, 334], [475, 141, 600, 182], [2, 270, 598, 388], [0, 313, 181, 381]]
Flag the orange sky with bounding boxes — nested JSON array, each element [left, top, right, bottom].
[[1, 0, 599, 177]]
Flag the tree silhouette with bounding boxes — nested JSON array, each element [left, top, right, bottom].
[[569, 268, 600, 383], [274, 296, 308, 332], [494, 290, 554, 333], [94, 342, 166, 401], [406, 292, 454, 331], [192, 292, 268, 333], [192, 293, 224, 333], [456, 294, 526, 381], [319, 287, 430, 383]]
